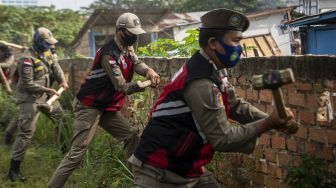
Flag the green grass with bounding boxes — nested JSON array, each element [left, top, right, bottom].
[[0, 132, 133, 188], [0, 91, 133, 188]]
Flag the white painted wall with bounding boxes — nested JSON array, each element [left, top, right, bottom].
[[172, 12, 292, 55], [320, 0, 336, 12]]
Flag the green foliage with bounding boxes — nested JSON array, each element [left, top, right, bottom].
[[0, 90, 132, 187], [138, 29, 199, 57], [0, 5, 85, 57], [0, 90, 17, 127], [285, 155, 336, 188], [138, 38, 179, 57]]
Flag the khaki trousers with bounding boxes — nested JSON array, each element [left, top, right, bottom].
[[6, 100, 64, 135], [48, 99, 139, 188], [5, 112, 20, 135], [129, 156, 221, 188], [12, 100, 66, 161]]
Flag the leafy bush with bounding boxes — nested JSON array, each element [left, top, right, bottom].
[[285, 154, 336, 188], [138, 29, 199, 57], [0, 5, 85, 57]]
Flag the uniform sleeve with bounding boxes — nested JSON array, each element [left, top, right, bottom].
[[184, 79, 260, 154], [128, 46, 150, 76], [101, 55, 144, 95], [228, 86, 269, 124], [18, 58, 47, 92], [50, 56, 66, 84], [134, 61, 150, 76]]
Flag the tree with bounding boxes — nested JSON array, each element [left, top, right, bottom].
[[0, 5, 86, 57]]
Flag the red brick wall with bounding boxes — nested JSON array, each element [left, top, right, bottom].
[[59, 55, 336, 187]]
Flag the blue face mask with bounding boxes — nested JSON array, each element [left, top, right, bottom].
[[215, 40, 242, 68], [33, 32, 52, 53]]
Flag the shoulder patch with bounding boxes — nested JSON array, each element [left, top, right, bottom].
[[23, 66, 32, 74], [120, 56, 127, 69], [113, 66, 121, 76]]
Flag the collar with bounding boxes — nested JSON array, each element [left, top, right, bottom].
[[29, 48, 43, 59], [199, 48, 219, 71], [114, 36, 127, 53]]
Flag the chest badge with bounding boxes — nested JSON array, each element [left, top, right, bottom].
[[119, 56, 127, 70]]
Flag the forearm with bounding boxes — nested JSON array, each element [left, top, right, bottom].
[[185, 79, 269, 154], [21, 80, 47, 92], [134, 62, 150, 77], [228, 86, 268, 124], [101, 55, 144, 95], [51, 62, 66, 84], [201, 114, 260, 153], [115, 81, 144, 95]]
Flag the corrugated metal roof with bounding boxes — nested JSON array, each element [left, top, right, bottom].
[[288, 9, 336, 27]]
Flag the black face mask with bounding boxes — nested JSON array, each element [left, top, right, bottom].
[[121, 30, 138, 46]]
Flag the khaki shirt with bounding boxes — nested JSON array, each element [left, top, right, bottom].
[[16, 49, 66, 103], [100, 37, 151, 94], [184, 79, 268, 154]]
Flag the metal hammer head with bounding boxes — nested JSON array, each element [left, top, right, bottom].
[[36, 103, 53, 112], [252, 68, 295, 90]]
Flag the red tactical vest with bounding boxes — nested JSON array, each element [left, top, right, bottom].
[[134, 51, 230, 178], [76, 39, 134, 111]]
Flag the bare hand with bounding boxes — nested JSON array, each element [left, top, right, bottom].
[[268, 108, 297, 130], [59, 82, 69, 90], [45, 88, 59, 96], [146, 69, 160, 87]]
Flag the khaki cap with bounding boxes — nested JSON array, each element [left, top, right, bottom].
[[116, 13, 146, 35], [201, 8, 250, 32], [37, 27, 58, 44]]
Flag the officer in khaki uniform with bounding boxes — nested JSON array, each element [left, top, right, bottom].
[[48, 13, 160, 188], [129, 8, 297, 188], [7, 27, 69, 182], [3, 46, 62, 145]]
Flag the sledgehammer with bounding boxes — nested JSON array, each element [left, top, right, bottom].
[[37, 87, 64, 112], [252, 68, 298, 134]]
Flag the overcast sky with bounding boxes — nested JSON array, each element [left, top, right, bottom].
[[38, 0, 96, 10]]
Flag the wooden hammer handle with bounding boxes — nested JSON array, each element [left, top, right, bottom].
[[272, 88, 298, 134], [272, 88, 288, 119], [46, 87, 64, 105], [138, 80, 152, 88]]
